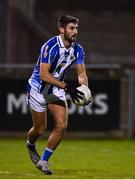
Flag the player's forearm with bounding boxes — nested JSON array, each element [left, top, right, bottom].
[[78, 75, 88, 86], [76, 64, 88, 86], [40, 73, 66, 89]]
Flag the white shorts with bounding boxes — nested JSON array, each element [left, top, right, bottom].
[[26, 87, 66, 112]]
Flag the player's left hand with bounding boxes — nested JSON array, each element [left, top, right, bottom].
[[65, 82, 84, 102]]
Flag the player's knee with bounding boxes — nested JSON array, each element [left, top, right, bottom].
[[56, 121, 68, 132], [34, 126, 46, 135]]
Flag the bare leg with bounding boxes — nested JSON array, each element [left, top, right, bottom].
[[47, 100, 68, 150], [27, 109, 47, 144], [26, 109, 47, 165], [36, 101, 68, 174]]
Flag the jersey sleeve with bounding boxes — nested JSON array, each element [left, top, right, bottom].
[[40, 44, 53, 64], [76, 45, 85, 64]]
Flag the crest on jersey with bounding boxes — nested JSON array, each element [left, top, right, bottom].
[[44, 45, 49, 58]]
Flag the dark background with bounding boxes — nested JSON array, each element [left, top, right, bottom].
[[0, 0, 134, 136]]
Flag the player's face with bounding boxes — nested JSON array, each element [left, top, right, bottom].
[[63, 23, 78, 43]]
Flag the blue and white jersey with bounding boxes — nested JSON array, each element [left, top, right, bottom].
[[28, 35, 85, 96]]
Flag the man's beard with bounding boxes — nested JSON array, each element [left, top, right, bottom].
[[64, 34, 77, 43]]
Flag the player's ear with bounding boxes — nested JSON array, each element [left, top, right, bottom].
[[59, 27, 65, 34]]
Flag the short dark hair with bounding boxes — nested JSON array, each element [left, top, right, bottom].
[[58, 15, 79, 28]]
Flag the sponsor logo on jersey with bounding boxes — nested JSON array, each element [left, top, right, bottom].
[[44, 45, 49, 58]]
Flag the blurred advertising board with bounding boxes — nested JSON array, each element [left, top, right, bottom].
[[0, 79, 120, 131]]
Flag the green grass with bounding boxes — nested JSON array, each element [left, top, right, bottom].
[[0, 138, 135, 179]]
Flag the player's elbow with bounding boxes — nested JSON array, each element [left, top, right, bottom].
[[40, 72, 50, 82], [40, 72, 45, 81]]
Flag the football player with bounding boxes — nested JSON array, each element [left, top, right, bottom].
[[26, 15, 89, 175]]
